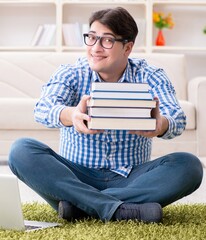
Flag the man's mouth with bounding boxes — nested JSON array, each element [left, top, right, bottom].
[[91, 55, 107, 61]]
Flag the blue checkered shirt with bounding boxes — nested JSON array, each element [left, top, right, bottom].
[[34, 57, 186, 177]]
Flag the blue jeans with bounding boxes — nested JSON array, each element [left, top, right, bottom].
[[8, 138, 203, 221]]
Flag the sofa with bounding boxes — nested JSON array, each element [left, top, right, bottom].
[[0, 52, 206, 164]]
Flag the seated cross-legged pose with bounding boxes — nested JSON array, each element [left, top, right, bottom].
[[8, 7, 203, 223]]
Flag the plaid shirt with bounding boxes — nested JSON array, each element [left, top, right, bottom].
[[34, 57, 186, 177]]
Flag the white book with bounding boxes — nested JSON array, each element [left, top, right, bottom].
[[88, 107, 152, 118], [31, 25, 44, 46], [87, 98, 157, 108], [62, 23, 82, 47], [38, 24, 49, 46], [88, 117, 156, 130], [38, 24, 56, 46], [90, 91, 152, 100], [62, 24, 73, 46], [74, 22, 83, 47], [43, 24, 56, 46]]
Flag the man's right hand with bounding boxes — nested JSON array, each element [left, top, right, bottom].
[[60, 95, 102, 134]]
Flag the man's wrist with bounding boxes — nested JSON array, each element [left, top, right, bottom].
[[59, 106, 74, 126], [157, 116, 169, 137]]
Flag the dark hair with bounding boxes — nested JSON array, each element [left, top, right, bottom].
[[89, 7, 138, 43]]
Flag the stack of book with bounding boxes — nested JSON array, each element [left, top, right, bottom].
[[87, 82, 157, 130]]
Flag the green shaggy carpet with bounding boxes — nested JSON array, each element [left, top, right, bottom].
[[1, 203, 206, 240]]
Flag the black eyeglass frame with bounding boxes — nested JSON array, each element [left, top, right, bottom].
[[83, 33, 129, 49]]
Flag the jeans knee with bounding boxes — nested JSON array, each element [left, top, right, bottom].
[[175, 152, 203, 186], [8, 138, 37, 173], [9, 138, 27, 163]]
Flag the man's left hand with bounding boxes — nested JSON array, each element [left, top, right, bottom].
[[129, 97, 169, 138]]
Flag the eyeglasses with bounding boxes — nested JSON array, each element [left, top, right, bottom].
[[83, 33, 128, 49]]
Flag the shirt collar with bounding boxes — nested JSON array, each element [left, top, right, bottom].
[[91, 60, 135, 84]]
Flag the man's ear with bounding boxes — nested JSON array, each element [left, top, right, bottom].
[[124, 42, 134, 56]]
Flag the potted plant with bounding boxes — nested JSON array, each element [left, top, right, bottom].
[[153, 12, 174, 46]]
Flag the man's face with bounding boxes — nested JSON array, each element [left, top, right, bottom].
[[85, 21, 132, 82]]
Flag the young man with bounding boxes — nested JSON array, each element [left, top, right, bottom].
[[9, 7, 203, 223]]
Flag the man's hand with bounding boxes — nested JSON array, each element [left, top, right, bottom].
[[60, 95, 102, 134], [72, 95, 102, 134], [129, 97, 169, 138]]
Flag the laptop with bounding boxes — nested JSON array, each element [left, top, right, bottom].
[[0, 174, 61, 231]]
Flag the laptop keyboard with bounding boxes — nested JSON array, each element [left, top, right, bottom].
[[25, 224, 42, 230]]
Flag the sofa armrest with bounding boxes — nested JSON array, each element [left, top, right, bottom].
[[188, 77, 206, 156]]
